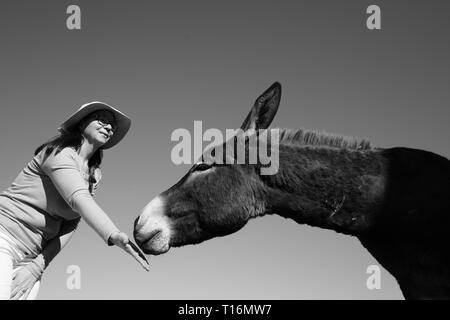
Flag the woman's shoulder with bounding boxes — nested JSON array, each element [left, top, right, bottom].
[[36, 146, 77, 158], [59, 147, 79, 157], [39, 147, 82, 171]]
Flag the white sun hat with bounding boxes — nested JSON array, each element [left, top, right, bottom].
[[58, 101, 131, 149]]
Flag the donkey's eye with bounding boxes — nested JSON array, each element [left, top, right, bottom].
[[193, 163, 213, 172]]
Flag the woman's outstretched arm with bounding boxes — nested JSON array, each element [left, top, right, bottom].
[[70, 191, 119, 243], [41, 149, 119, 244], [41, 149, 149, 270]]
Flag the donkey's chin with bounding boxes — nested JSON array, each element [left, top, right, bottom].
[[139, 233, 171, 255], [141, 242, 170, 255]]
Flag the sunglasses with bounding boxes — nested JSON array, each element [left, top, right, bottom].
[[93, 114, 117, 132]]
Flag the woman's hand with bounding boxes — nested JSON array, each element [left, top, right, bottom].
[[108, 231, 150, 271], [10, 266, 39, 300]]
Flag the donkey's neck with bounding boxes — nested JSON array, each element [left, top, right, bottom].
[[260, 144, 388, 236]]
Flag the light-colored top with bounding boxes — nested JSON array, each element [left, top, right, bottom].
[[0, 147, 111, 256]]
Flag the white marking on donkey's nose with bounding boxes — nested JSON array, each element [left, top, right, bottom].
[[136, 196, 172, 238]]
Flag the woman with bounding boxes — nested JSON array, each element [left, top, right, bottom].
[[0, 101, 149, 300]]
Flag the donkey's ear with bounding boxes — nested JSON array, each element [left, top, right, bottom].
[[240, 82, 281, 131]]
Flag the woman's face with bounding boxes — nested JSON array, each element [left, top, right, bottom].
[[80, 110, 116, 147]]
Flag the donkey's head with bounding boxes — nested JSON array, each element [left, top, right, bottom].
[[134, 82, 281, 255]]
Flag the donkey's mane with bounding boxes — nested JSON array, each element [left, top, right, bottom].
[[278, 128, 372, 150]]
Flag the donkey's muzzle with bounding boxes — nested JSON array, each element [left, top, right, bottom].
[[133, 196, 171, 255]]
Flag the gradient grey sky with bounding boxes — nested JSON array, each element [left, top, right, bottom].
[[0, 0, 449, 299]]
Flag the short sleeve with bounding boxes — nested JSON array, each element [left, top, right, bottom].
[[41, 148, 90, 208]]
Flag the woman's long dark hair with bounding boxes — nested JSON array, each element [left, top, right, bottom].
[[34, 130, 103, 194]]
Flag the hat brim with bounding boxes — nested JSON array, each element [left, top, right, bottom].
[[58, 101, 131, 149]]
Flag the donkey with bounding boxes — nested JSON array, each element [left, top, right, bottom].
[[134, 82, 450, 299]]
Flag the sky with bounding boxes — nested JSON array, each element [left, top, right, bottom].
[[0, 0, 449, 299]]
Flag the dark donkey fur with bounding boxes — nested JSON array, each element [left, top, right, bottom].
[[134, 82, 450, 299]]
